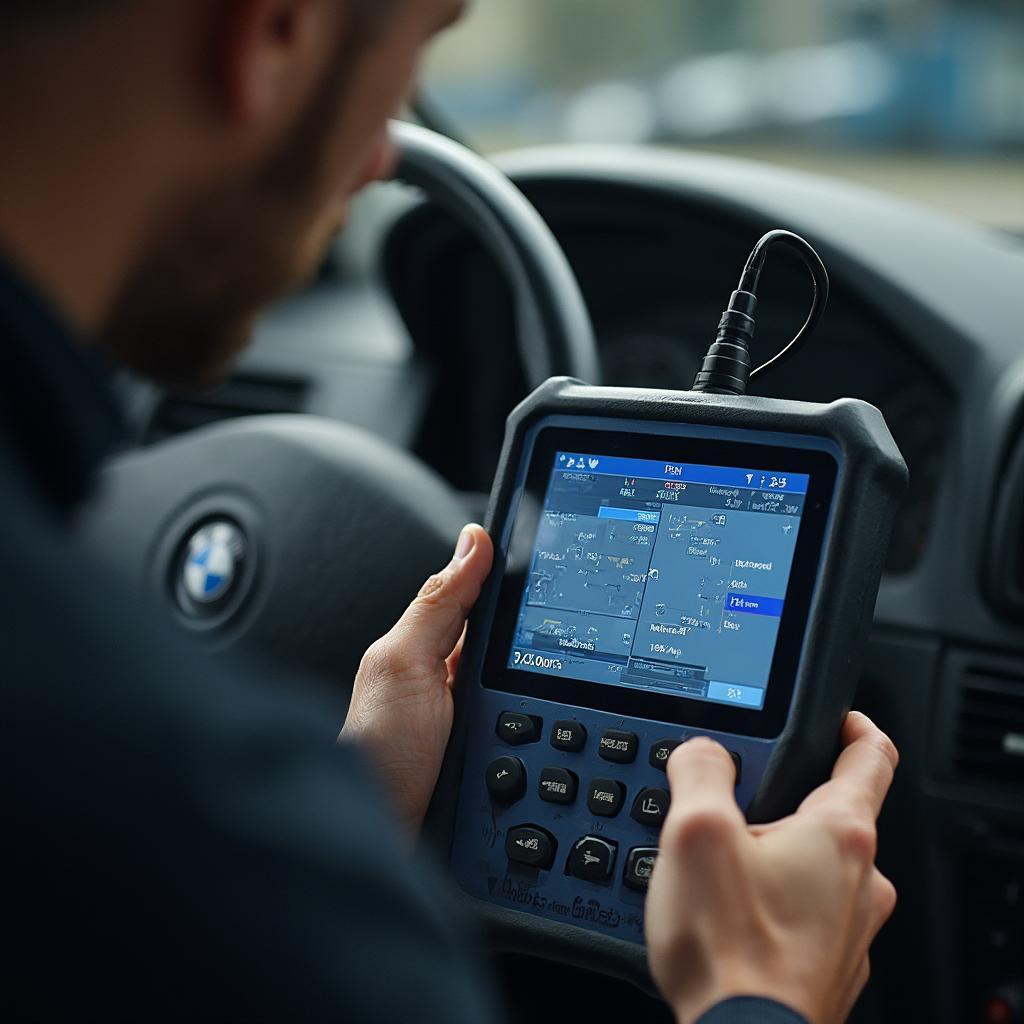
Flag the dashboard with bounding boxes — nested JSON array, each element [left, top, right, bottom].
[[134, 143, 1024, 1024], [384, 170, 953, 578]]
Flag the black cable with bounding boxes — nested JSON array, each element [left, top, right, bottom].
[[744, 230, 830, 380], [692, 229, 830, 396]]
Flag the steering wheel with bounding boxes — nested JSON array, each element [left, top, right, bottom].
[[78, 121, 599, 701]]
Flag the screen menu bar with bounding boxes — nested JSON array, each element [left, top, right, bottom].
[[554, 452, 809, 495]]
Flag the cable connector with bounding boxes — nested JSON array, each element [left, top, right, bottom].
[[692, 230, 829, 396]]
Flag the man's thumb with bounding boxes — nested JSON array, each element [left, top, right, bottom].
[[384, 524, 494, 666]]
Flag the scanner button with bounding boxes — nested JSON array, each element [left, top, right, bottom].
[[497, 712, 540, 746], [587, 778, 625, 817], [486, 756, 526, 804], [550, 719, 587, 752], [569, 836, 617, 883], [631, 787, 670, 827], [650, 738, 681, 770], [538, 766, 578, 805], [505, 825, 556, 870], [624, 847, 659, 892], [598, 729, 638, 763]]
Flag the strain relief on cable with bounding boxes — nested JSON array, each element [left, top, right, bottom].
[[691, 290, 757, 395]]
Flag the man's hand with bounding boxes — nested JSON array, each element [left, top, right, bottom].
[[646, 712, 899, 1024], [340, 524, 493, 834]]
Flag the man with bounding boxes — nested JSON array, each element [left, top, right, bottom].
[[3, 2, 898, 1022]]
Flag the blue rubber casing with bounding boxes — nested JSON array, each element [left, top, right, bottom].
[[426, 378, 907, 990]]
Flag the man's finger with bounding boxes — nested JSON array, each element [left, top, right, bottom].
[[381, 524, 493, 672], [800, 711, 898, 823], [661, 737, 745, 850]]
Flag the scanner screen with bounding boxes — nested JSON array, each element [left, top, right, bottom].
[[507, 452, 810, 710]]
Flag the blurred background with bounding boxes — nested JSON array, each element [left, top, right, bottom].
[[423, 0, 1023, 232]]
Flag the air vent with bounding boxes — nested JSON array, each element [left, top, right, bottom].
[[986, 427, 1024, 620], [942, 651, 1024, 787], [145, 373, 309, 443]]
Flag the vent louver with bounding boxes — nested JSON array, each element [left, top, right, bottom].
[[145, 373, 308, 443], [947, 654, 1024, 787]]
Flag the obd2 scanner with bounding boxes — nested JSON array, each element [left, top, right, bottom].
[[428, 232, 908, 981]]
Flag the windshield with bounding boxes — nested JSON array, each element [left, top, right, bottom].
[[425, 0, 1024, 231]]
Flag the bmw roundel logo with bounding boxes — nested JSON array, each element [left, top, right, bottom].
[[180, 520, 247, 609]]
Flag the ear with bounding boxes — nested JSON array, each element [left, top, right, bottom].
[[211, 0, 342, 125]]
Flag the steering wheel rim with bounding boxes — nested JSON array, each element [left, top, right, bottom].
[[80, 123, 596, 696], [390, 120, 600, 388]]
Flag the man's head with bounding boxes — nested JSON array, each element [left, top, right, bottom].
[[0, 0, 464, 387]]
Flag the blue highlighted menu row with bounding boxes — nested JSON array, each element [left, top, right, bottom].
[[725, 592, 785, 617], [555, 453, 810, 494], [596, 506, 662, 524], [706, 681, 766, 708]]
